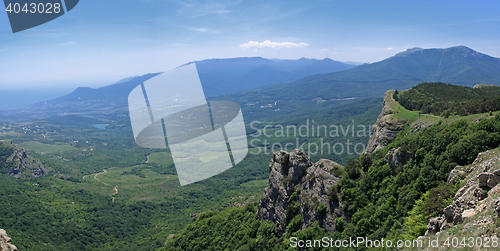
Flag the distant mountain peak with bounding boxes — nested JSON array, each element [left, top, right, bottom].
[[448, 45, 471, 50], [394, 46, 495, 60], [445, 45, 490, 59], [395, 47, 424, 56]]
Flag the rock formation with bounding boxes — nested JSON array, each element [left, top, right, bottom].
[[425, 150, 500, 236], [385, 147, 411, 174], [257, 150, 346, 236], [0, 229, 17, 251], [365, 91, 407, 154], [4, 144, 48, 178]]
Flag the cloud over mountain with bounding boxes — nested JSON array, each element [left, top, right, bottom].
[[238, 40, 309, 49]]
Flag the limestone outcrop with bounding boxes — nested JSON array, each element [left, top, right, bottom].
[[257, 150, 346, 236], [365, 91, 407, 154], [3, 143, 48, 178], [425, 150, 500, 236], [0, 229, 17, 251]]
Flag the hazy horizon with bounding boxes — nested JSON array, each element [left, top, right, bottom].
[[1, 0, 499, 90]]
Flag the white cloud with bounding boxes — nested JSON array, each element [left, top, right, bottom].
[[183, 27, 219, 33], [61, 41, 77, 46], [192, 28, 208, 32], [238, 40, 309, 49], [386, 47, 394, 50], [320, 48, 337, 54], [172, 0, 237, 17]]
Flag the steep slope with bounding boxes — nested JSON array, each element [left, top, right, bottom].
[[365, 91, 409, 154], [257, 150, 345, 235], [421, 148, 500, 249], [163, 150, 347, 251], [0, 141, 49, 178]]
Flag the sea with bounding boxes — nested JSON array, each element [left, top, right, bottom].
[[0, 87, 76, 111]]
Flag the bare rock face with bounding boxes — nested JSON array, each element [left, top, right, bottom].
[[385, 147, 411, 173], [365, 91, 407, 154], [478, 170, 500, 189], [257, 150, 345, 236], [495, 199, 500, 218], [257, 150, 310, 228], [0, 229, 17, 251], [447, 167, 466, 184], [5, 147, 48, 178], [426, 217, 448, 235], [425, 150, 500, 236], [443, 204, 463, 225]]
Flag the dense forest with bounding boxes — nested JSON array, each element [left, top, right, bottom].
[[394, 82, 500, 117], [0, 125, 270, 250], [164, 204, 285, 251]]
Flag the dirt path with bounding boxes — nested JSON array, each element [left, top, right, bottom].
[[112, 185, 118, 203], [94, 170, 109, 186]]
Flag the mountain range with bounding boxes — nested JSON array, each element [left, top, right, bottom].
[[217, 46, 500, 120], [1, 46, 499, 123], [193, 57, 356, 97], [223, 46, 500, 102], [0, 57, 355, 122]]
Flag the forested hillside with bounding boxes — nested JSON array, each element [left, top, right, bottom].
[[163, 83, 500, 250], [395, 82, 500, 117]]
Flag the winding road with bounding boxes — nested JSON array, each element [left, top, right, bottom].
[[94, 169, 109, 185], [84, 169, 119, 202]]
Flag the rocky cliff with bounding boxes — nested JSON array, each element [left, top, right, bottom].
[[0, 229, 17, 251], [365, 91, 407, 154], [1, 141, 48, 178], [423, 148, 500, 240], [257, 150, 346, 236]]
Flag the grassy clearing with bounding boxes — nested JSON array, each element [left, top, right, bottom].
[[80, 165, 177, 204], [148, 152, 173, 166], [0, 132, 21, 141], [16, 141, 75, 154], [238, 178, 268, 189], [386, 90, 422, 123], [388, 90, 497, 130]]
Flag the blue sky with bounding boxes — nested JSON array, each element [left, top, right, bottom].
[[0, 0, 499, 89]]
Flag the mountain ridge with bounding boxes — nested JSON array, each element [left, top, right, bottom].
[[1, 46, 499, 124], [0, 57, 355, 122]]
